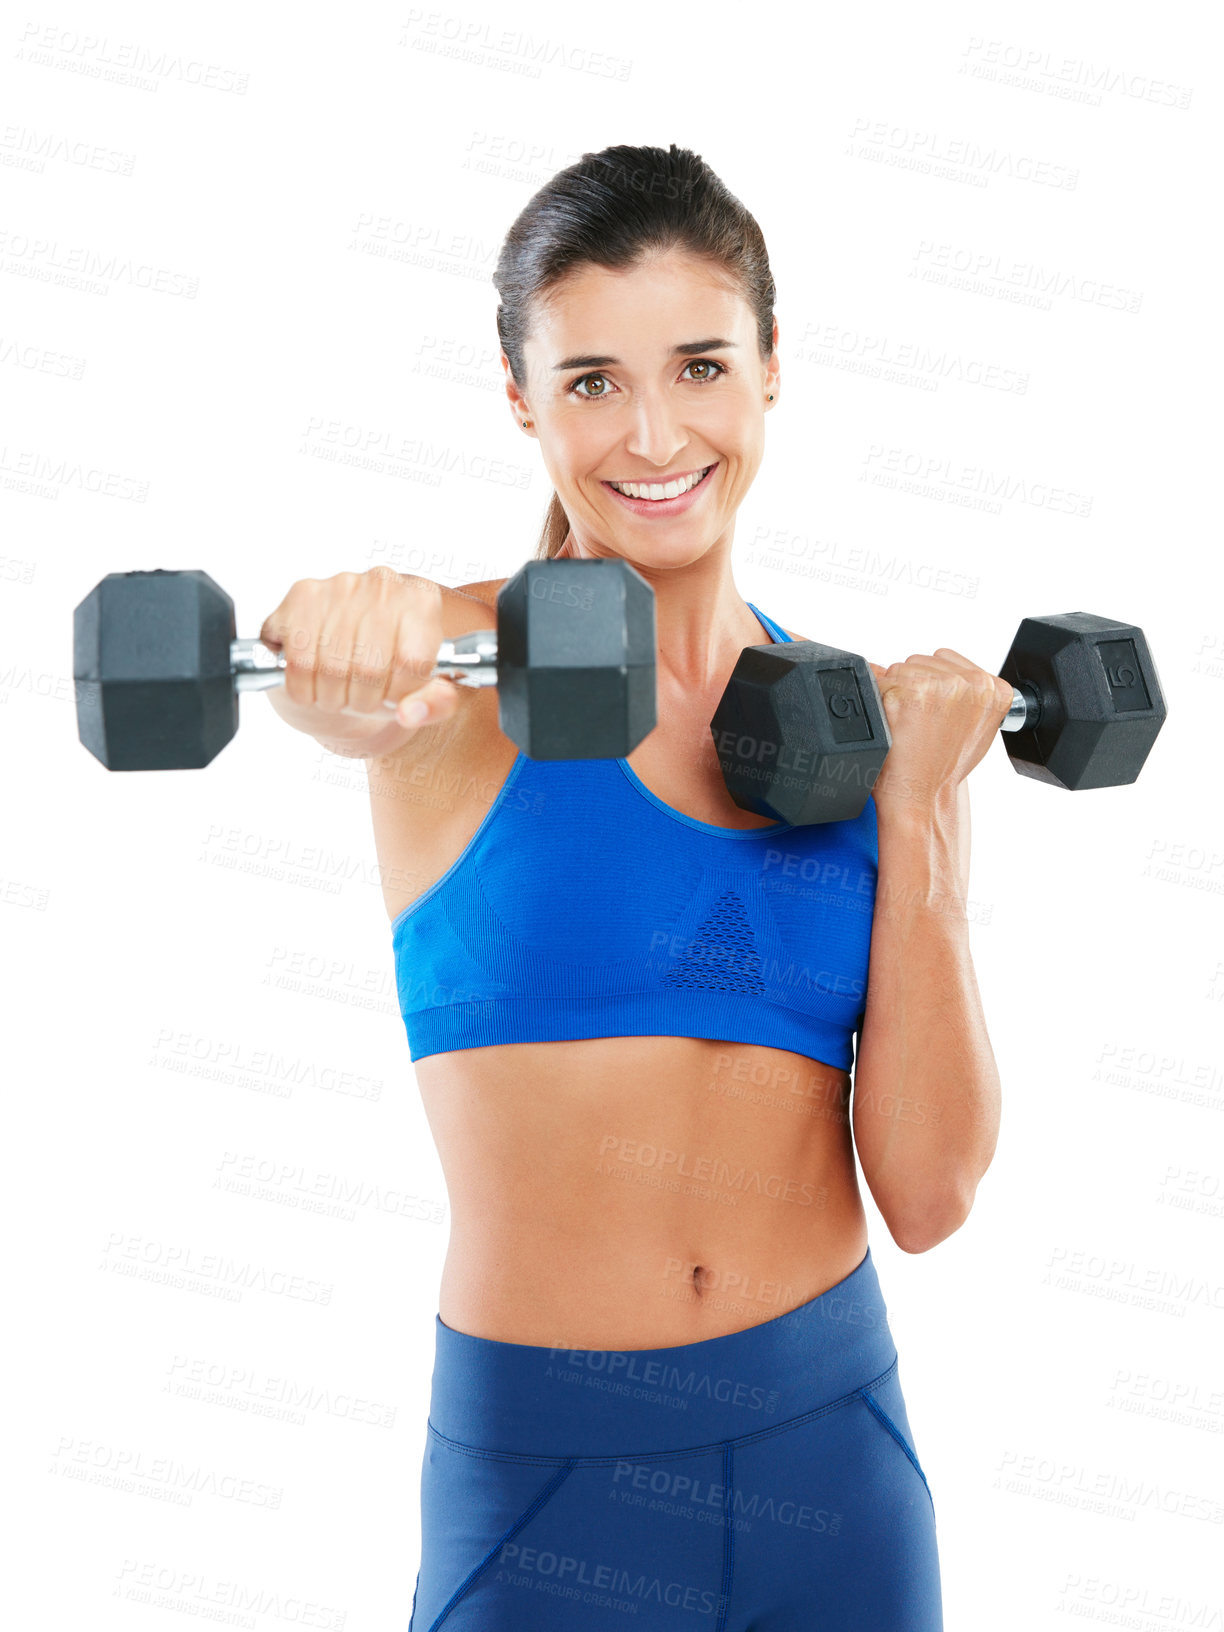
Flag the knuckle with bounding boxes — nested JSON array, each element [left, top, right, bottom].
[[350, 655, 388, 689], [366, 568, 400, 600], [394, 645, 434, 681]]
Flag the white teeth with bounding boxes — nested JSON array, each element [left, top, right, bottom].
[[609, 466, 710, 501]]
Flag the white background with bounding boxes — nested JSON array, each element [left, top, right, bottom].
[[2, 2, 1221, 1627]]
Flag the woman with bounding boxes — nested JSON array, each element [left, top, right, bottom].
[[264, 143, 1008, 1631]]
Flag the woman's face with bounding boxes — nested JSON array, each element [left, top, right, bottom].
[[512, 248, 779, 566]]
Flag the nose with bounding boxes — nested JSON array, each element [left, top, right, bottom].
[[622, 390, 688, 470]]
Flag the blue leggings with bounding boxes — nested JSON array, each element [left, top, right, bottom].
[[409, 1246, 941, 1630]]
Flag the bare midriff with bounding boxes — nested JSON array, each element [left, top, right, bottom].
[[415, 1033, 867, 1351], [367, 581, 870, 1353]]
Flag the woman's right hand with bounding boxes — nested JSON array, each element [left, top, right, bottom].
[[259, 566, 462, 734]]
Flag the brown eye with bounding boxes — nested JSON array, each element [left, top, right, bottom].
[[567, 359, 726, 401], [682, 360, 727, 384]]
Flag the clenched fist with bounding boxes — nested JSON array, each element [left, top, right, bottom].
[[260, 565, 462, 732], [865, 647, 1013, 816]]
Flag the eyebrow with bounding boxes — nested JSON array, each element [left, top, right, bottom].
[[552, 338, 739, 372]]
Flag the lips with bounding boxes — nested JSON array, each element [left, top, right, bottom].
[[601, 462, 717, 515], [607, 464, 713, 497]]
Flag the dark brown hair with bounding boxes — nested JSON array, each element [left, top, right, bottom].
[[492, 144, 777, 559]]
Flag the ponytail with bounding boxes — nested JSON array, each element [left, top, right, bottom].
[[534, 491, 570, 559]]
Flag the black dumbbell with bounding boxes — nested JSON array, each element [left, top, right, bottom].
[[74, 558, 657, 771], [710, 612, 1167, 826]]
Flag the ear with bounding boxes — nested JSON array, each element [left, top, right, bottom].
[[502, 352, 530, 424], [765, 314, 781, 401]]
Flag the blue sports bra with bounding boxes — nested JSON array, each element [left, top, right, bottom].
[[391, 604, 878, 1073]]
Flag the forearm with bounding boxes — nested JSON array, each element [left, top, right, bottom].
[[851, 793, 1001, 1251], [264, 686, 413, 759]]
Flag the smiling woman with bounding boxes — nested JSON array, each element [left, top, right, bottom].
[[363, 144, 956, 1630], [492, 150, 779, 563]]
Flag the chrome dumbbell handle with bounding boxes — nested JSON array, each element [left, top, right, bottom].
[[999, 682, 1039, 734], [230, 630, 500, 704]]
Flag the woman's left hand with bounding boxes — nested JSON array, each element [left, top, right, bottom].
[[865, 647, 1015, 818]]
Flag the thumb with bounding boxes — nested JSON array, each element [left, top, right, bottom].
[[395, 677, 457, 727]]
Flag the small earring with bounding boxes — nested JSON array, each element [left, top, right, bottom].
[[767, 394, 774, 401], [522, 419, 532, 428]]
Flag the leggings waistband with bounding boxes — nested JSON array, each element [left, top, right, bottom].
[[427, 1246, 896, 1459]]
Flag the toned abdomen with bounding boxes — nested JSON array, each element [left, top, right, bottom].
[[415, 1032, 868, 1350]]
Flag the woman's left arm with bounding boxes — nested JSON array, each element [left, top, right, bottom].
[[850, 649, 1013, 1254]]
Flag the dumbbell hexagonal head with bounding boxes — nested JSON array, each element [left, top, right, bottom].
[[998, 613, 1166, 790], [710, 642, 890, 826], [74, 570, 239, 770], [496, 557, 657, 760]]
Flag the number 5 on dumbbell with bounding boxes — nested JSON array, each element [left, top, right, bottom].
[[711, 612, 1168, 826], [72, 559, 657, 771]]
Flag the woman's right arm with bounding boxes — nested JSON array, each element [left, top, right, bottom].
[[259, 565, 463, 759]]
